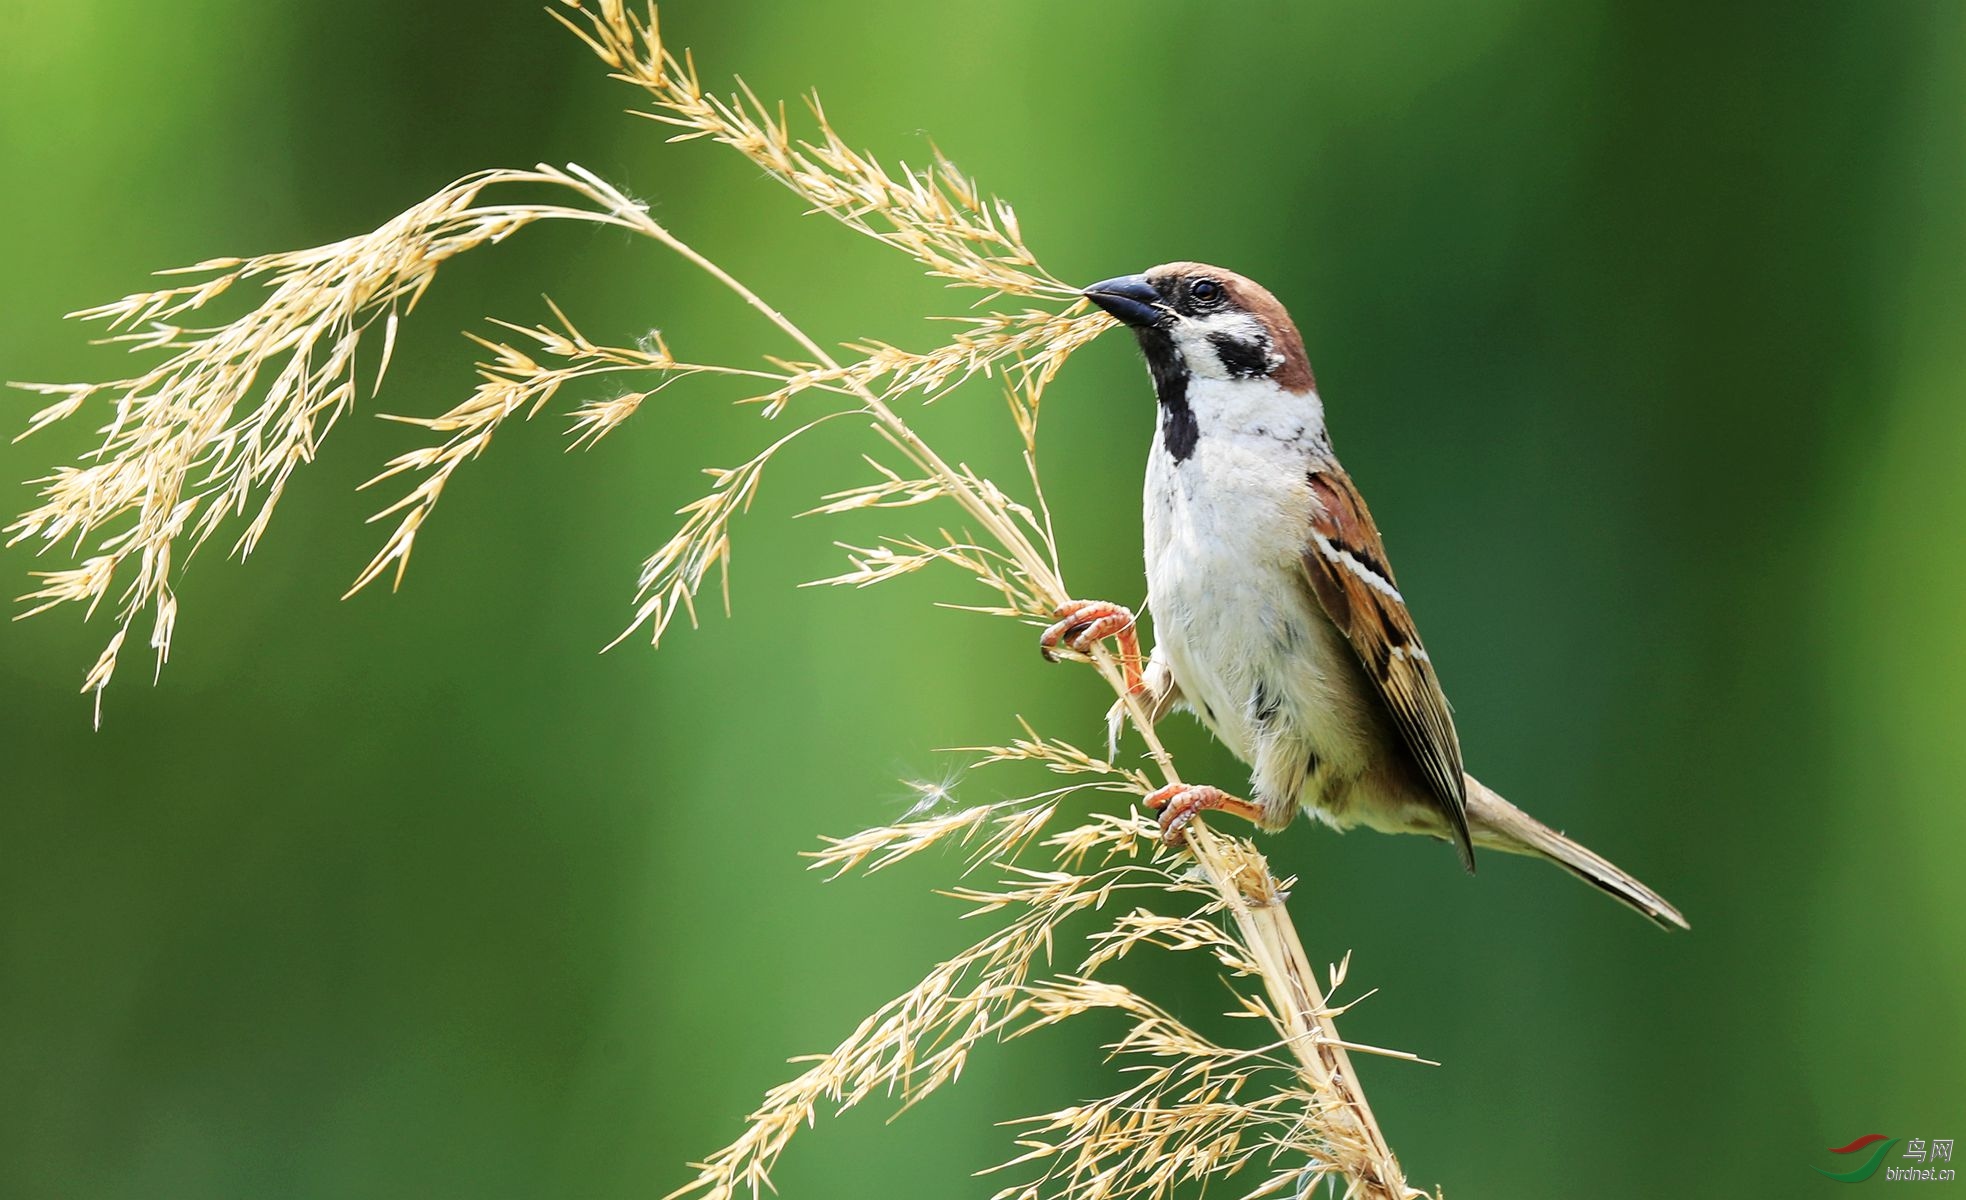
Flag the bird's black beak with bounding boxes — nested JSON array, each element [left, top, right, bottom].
[[1083, 274, 1165, 329]]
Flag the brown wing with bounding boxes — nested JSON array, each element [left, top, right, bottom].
[[1300, 467, 1474, 870]]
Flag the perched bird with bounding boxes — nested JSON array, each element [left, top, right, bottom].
[[1044, 262, 1686, 929]]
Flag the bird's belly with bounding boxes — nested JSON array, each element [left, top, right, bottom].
[[1144, 444, 1377, 797]]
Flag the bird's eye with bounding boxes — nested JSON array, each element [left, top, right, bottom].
[[1190, 278, 1223, 304]]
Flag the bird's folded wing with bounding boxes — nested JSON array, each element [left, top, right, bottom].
[[1299, 466, 1473, 867]]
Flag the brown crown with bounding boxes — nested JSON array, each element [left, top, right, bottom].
[[1146, 261, 1316, 393]]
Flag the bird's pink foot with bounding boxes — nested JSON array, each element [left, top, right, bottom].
[[1143, 783, 1265, 848], [1040, 599, 1143, 694]]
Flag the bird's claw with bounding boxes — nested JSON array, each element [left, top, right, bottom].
[[1143, 783, 1265, 848], [1040, 599, 1143, 694]]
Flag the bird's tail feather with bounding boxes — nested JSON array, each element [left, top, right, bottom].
[[1464, 776, 1688, 931]]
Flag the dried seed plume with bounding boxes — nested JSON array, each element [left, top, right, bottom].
[[9, 3, 1431, 1197]]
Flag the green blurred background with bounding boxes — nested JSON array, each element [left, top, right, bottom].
[[3, 2, 1962, 1196]]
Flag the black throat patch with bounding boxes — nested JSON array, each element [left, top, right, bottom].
[[1136, 328, 1197, 463]]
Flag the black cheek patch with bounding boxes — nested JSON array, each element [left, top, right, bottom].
[[1207, 333, 1272, 379]]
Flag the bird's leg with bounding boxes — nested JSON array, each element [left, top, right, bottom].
[[1039, 599, 1143, 695], [1144, 783, 1265, 848]]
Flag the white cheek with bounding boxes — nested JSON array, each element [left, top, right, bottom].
[[1170, 312, 1271, 379]]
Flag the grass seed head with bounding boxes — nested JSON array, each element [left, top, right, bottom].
[[10, 6, 1426, 1197]]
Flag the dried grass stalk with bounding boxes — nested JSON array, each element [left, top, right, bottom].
[[9, 2, 1431, 1196]]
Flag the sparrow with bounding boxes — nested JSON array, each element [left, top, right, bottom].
[[1044, 262, 1686, 930]]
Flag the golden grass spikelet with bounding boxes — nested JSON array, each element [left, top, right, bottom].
[[556, 0, 1076, 301], [718, 731, 1429, 1200], [995, 977, 1351, 1200], [749, 307, 1110, 421], [9, 163, 700, 718], [805, 794, 1059, 879]]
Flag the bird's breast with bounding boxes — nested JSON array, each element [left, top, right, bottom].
[[1140, 384, 1382, 793], [1143, 427, 1321, 751]]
